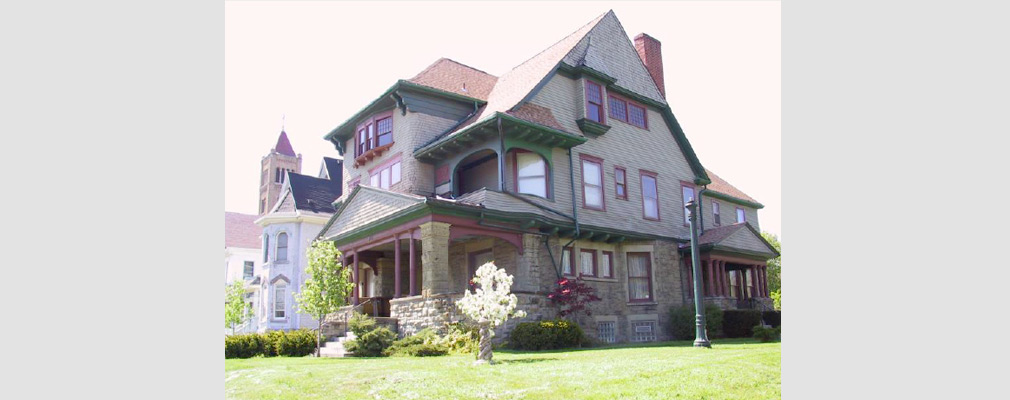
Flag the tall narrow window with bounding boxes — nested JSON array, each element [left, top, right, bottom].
[[585, 81, 604, 123], [581, 156, 604, 210], [580, 249, 597, 277], [376, 116, 393, 147], [641, 171, 659, 220], [561, 247, 574, 276], [627, 252, 653, 301], [276, 232, 288, 263], [628, 103, 647, 128], [600, 251, 614, 278], [366, 122, 375, 149], [713, 201, 721, 226], [515, 150, 548, 198], [273, 283, 286, 319], [262, 235, 269, 262], [681, 183, 696, 225], [737, 207, 746, 223], [614, 167, 627, 200], [357, 127, 367, 156], [243, 261, 254, 279], [274, 168, 283, 184]]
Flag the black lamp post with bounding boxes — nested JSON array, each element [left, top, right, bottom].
[[687, 200, 711, 348]]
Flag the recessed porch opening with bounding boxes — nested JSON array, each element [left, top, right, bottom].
[[454, 149, 499, 196]]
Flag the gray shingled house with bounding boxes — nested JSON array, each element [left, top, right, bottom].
[[318, 10, 778, 343]]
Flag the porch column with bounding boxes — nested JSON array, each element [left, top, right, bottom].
[[420, 222, 451, 295], [394, 233, 402, 298], [352, 249, 360, 305], [754, 265, 761, 297], [705, 259, 715, 297], [761, 264, 769, 297], [718, 260, 727, 297], [409, 230, 418, 296]]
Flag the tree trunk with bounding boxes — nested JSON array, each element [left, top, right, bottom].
[[476, 323, 493, 364], [316, 317, 323, 357]]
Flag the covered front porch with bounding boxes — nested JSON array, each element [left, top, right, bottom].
[[681, 222, 780, 310]]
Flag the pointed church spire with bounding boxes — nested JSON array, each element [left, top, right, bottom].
[[274, 129, 296, 157]]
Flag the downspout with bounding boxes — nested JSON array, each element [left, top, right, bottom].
[[698, 186, 707, 236], [497, 115, 506, 191]]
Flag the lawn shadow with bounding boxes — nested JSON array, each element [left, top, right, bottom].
[[495, 357, 558, 364], [494, 338, 772, 355]]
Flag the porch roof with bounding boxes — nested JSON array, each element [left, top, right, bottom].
[[681, 223, 779, 260]]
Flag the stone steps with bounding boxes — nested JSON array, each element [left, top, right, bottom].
[[318, 332, 356, 358]]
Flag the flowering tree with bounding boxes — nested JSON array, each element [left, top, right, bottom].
[[547, 277, 601, 321], [295, 240, 355, 357], [225, 280, 251, 334], [455, 262, 526, 364]]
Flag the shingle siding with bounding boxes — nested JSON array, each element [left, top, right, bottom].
[[703, 198, 760, 232], [721, 227, 773, 254], [528, 73, 696, 238]]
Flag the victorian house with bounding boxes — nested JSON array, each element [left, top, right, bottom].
[[320, 10, 778, 343]]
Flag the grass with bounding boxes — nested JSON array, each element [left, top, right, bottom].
[[225, 339, 780, 399]]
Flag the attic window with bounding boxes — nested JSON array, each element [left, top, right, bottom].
[[354, 111, 395, 165], [608, 94, 648, 129], [585, 81, 605, 123]]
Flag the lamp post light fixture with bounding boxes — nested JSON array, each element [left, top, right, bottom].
[[686, 199, 711, 348]]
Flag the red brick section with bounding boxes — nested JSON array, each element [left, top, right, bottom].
[[634, 33, 665, 98]]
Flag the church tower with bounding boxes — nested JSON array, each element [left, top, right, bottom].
[[259, 130, 302, 215]]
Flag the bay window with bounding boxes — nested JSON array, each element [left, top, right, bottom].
[[641, 171, 659, 220], [514, 150, 548, 198], [355, 111, 394, 157], [581, 155, 604, 210]]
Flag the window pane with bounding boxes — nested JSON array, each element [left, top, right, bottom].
[[585, 81, 602, 103], [580, 251, 594, 275], [516, 152, 545, 177], [644, 198, 658, 219], [391, 162, 401, 184], [370, 174, 379, 187], [600, 253, 611, 277], [380, 168, 390, 189], [587, 104, 602, 122], [609, 96, 627, 121], [561, 249, 572, 275], [376, 117, 392, 147], [585, 186, 603, 208], [518, 177, 547, 197], [583, 161, 601, 185], [737, 208, 746, 222], [643, 176, 657, 198], [615, 168, 625, 184], [627, 253, 651, 300], [629, 104, 646, 128]]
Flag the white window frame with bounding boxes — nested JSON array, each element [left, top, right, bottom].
[[273, 283, 287, 319], [736, 207, 747, 223], [515, 151, 548, 198], [275, 232, 288, 263]]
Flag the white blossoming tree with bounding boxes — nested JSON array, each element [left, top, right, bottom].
[[455, 261, 526, 364]]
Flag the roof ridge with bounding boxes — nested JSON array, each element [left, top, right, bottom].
[[497, 10, 611, 76]]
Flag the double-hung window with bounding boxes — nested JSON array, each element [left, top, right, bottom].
[[243, 261, 254, 280], [608, 95, 648, 129], [641, 171, 659, 220], [712, 201, 721, 226], [614, 167, 627, 200], [376, 116, 393, 147], [627, 252, 653, 302], [600, 251, 614, 278], [276, 232, 288, 263], [681, 183, 696, 225], [273, 283, 286, 319], [355, 111, 394, 157], [581, 155, 604, 210], [561, 247, 574, 276], [515, 150, 548, 198], [580, 249, 597, 277], [737, 207, 747, 223], [585, 81, 604, 123]]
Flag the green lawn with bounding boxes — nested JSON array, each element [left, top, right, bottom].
[[225, 339, 780, 399]]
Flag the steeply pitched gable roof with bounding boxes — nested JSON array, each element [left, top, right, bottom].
[[321, 186, 426, 240], [225, 212, 262, 249], [274, 130, 296, 156], [286, 173, 343, 214], [409, 58, 498, 101], [704, 169, 761, 207], [319, 157, 343, 180], [697, 222, 779, 258]]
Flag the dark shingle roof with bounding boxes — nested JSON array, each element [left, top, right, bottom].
[[225, 212, 262, 249], [287, 173, 342, 214], [705, 169, 759, 204], [321, 157, 343, 180]]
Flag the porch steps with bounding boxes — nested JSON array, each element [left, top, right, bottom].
[[318, 332, 356, 358]]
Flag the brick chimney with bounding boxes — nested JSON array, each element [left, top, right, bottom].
[[634, 33, 665, 98]]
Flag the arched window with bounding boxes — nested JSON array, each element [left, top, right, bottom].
[[276, 232, 288, 262], [273, 282, 286, 319], [514, 150, 548, 198]]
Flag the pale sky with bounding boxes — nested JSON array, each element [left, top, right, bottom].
[[225, 1, 781, 238]]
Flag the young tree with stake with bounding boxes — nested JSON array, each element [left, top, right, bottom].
[[295, 240, 355, 357], [456, 262, 526, 364]]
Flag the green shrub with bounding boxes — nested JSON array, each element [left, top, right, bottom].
[[669, 304, 724, 340], [509, 319, 586, 350], [444, 322, 479, 354], [752, 325, 780, 342], [762, 310, 781, 328], [723, 310, 763, 338], [345, 327, 396, 357], [348, 312, 377, 337], [384, 328, 449, 357], [225, 330, 318, 358]]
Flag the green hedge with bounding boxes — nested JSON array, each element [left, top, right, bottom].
[[345, 327, 396, 357], [509, 319, 586, 350], [224, 329, 316, 358], [384, 328, 449, 357], [723, 310, 763, 338], [762, 310, 781, 328], [669, 304, 724, 340]]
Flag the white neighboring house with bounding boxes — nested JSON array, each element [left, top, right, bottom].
[[224, 212, 263, 334], [253, 159, 343, 332]]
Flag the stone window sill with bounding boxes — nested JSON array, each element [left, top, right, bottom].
[[580, 276, 618, 283]]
